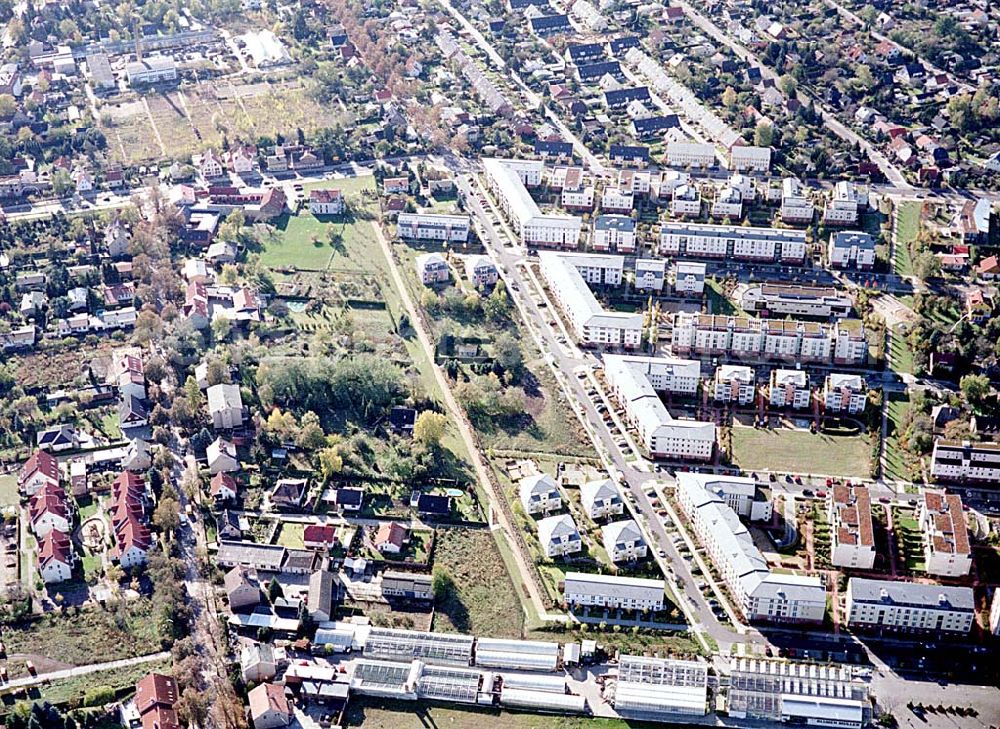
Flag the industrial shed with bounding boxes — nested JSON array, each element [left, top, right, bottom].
[[350, 659, 419, 699], [474, 638, 560, 671], [500, 687, 587, 713], [612, 655, 708, 716], [499, 673, 567, 693], [363, 627, 474, 666]]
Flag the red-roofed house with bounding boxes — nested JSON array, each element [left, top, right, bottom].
[[977, 255, 1000, 279], [248, 682, 293, 729], [374, 521, 407, 554], [29, 482, 72, 537], [918, 490, 971, 577], [303, 524, 338, 550], [309, 188, 344, 216], [210, 472, 239, 504], [108, 472, 152, 568], [19, 450, 60, 496], [37, 529, 74, 583], [828, 485, 875, 569], [135, 672, 181, 729]]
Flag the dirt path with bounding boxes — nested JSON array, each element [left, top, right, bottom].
[[369, 221, 554, 623]]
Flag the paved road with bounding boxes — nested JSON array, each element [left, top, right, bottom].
[[369, 220, 562, 623], [2, 651, 170, 690]]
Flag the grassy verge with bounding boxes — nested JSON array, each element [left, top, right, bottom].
[[894, 201, 921, 277]]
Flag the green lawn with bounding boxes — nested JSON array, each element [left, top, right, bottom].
[[894, 201, 921, 277], [895, 511, 927, 572], [884, 392, 922, 482], [888, 327, 914, 376], [431, 527, 525, 639], [706, 277, 740, 315], [275, 522, 304, 549], [4, 657, 171, 712], [258, 212, 342, 270], [731, 426, 871, 478], [0, 475, 18, 508]]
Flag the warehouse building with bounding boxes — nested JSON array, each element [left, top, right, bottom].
[[845, 578, 975, 634], [728, 658, 868, 728], [611, 655, 708, 716], [483, 158, 581, 247], [930, 439, 1000, 483], [677, 476, 824, 624], [538, 252, 642, 348], [563, 572, 665, 612], [659, 222, 807, 263], [603, 355, 716, 461]]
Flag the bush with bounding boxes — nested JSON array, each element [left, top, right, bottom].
[[82, 685, 116, 707]]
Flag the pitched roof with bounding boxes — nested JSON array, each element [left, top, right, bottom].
[[38, 529, 72, 568], [375, 521, 407, 550], [248, 682, 291, 721]]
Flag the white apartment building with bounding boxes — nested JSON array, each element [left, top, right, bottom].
[[729, 144, 771, 172], [846, 578, 975, 634], [579, 478, 623, 520], [728, 173, 757, 201], [829, 485, 876, 569], [563, 572, 665, 612], [556, 168, 595, 210], [604, 355, 716, 461], [659, 222, 807, 263], [602, 519, 648, 563], [415, 253, 449, 284], [666, 142, 715, 168], [654, 170, 690, 199], [678, 473, 772, 522], [931, 439, 1000, 483], [677, 475, 825, 624], [740, 284, 853, 319], [634, 258, 666, 291], [484, 158, 582, 248], [619, 169, 652, 196], [780, 177, 814, 223], [713, 364, 755, 405], [538, 252, 642, 348], [673, 261, 706, 295], [823, 180, 860, 226], [397, 213, 471, 243], [672, 313, 867, 365], [917, 490, 972, 577], [769, 369, 811, 409], [464, 255, 499, 288], [823, 373, 867, 414], [828, 231, 876, 270], [601, 187, 634, 213], [592, 215, 636, 253], [710, 186, 743, 219], [670, 184, 701, 216]]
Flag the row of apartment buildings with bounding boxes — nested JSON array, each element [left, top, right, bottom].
[[715, 366, 869, 414]]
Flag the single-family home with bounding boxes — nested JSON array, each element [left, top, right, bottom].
[[210, 472, 239, 505], [207, 437, 239, 474], [580, 478, 623, 520], [374, 521, 407, 554], [519, 473, 562, 515], [330, 487, 364, 512], [248, 683, 293, 729], [309, 189, 344, 216], [602, 519, 647, 563], [271, 478, 306, 511], [37, 424, 78, 452], [240, 644, 277, 684], [225, 565, 263, 612], [303, 525, 338, 550], [207, 383, 244, 430], [537, 513, 582, 557]]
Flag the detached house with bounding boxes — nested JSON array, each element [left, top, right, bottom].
[[537, 514, 582, 557], [248, 683, 293, 729], [602, 519, 647, 563], [207, 437, 239, 474], [210, 472, 239, 505], [519, 473, 562, 515], [207, 383, 244, 430], [19, 449, 60, 496], [200, 150, 225, 179], [309, 189, 344, 216], [580, 478, 623, 520]]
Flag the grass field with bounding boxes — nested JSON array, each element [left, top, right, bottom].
[[889, 327, 914, 375], [884, 392, 922, 482], [344, 699, 654, 729], [431, 527, 524, 639], [2, 599, 166, 665], [895, 511, 927, 572], [894, 201, 922, 277], [275, 522, 305, 549], [731, 426, 871, 478]]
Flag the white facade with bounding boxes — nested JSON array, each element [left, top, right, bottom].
[[741, 284, 852, 319], [464, 255, 499, 288], [729, 145, 771, 172], [670, 184, 701, 216], [538, 252, 642, 348], [518, 473, 562, 515], [846, 578, 974, 634], [823, 181, 860, 225], [931, 439, 1000, 483], [659, 222, 807, 263], [917, 490, 972, 577], [672, 261, 706, 295], [780, 177, 814, 223], [579, 478, 623, 520], [823, 373, 867, 414], [769, 369, 811, 409], [484, 158, 581, 248], [601, 187, 634, 213], [416, 253, 450, 284], [563, 572, 664, 611], [592, 215, 636, 253], [666, 142, 715, 168], [677, 475, 825, 623], [828, 231, 876, 270], [397, 213, 470, 243], [602, 519, 647, 563], [829, 485, 876, 569], [713, 364, 755, 405], [634, 258, 666, 291], [208, 383, 244, 430], [537, 513, 582, 557], [604, 355, 715, 461]]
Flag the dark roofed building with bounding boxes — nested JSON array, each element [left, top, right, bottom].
[[577, 60, 622, 82], [534, 139, 573, 159], [603, 86, 650, 109], [529, 14, 571, 36], [567, 42, 605, 64], [413, 492, 452, 517], [389, 406, 417, 432], [609, 144, 651, 165], [631, 115, 680, 139], [608, 35, 641, 57]]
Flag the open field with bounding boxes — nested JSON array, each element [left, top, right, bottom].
[[894, 201, 922, 277], [344, 699, 652, 729], [1, 599, 166, 666], [884, 392, 922, 483], [731, 426, 871, 478], [0, 476, 18, 508], [431, 527, 524, 639]]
